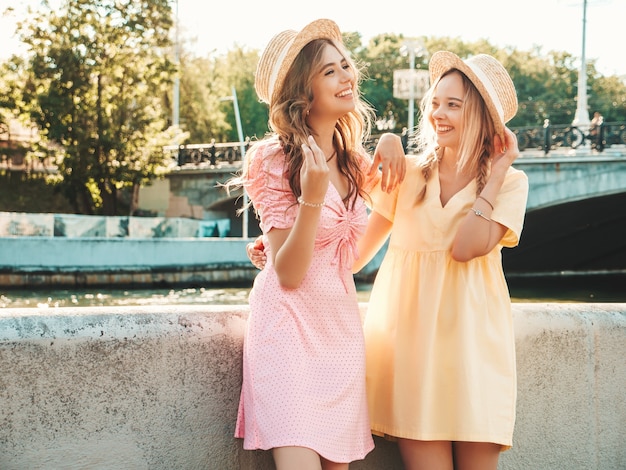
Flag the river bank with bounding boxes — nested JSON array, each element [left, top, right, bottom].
[[2, 273, 625, 309]]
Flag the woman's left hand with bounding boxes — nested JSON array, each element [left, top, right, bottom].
[[370, 133, 406, 193]]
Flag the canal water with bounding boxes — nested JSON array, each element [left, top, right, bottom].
[[1, 274, 624, 309]]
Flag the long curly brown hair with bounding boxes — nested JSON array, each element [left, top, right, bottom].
[[228, 38, 375, 212]]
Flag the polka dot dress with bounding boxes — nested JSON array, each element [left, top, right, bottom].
[[234, 139, 375, 463]]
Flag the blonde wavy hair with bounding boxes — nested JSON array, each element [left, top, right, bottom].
[[412, 69, 497, 203]]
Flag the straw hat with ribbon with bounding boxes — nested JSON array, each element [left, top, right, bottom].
[[428, 51, 518, 140], [255, 19, 343, 105]]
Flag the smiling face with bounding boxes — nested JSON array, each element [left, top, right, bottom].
[[308, 43, 355, 122], [429, 70, 466, 153]]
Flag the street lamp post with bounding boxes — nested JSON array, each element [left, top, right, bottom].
[[572, 0, 590, 130], [172, 0, 180, 128], [222, 86, 249, 238], [400, 40, 425, 133]]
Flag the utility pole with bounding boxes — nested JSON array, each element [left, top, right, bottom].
[[572, 0, 590, 129], [231, 87, 248, 238], [221, 87, 249, 238], [172, 0, 180, 128]]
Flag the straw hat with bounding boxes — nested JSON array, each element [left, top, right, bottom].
[[428, 51, 518, 139], [255, 19, 343, 105]]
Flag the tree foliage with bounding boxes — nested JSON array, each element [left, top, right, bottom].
[[0, 57, 30, 158], [1, 4, 625, 217], [353, 34, 626, 131], [173, 44, 269, 144], [175, 53, 227, 143], [12, 0, 176, 215], [214, 47, 269, 142]]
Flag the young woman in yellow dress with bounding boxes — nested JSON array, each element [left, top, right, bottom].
[[355, 51, 528, 470]]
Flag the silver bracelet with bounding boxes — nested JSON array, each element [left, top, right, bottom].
[[477, 195, 494, 210], [297, 196, 325, 208], [471, 208, 491, 221]]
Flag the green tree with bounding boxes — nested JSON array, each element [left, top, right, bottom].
[[176, 53, 230, 143], [12, 0, 176, 215], [349, 35, 626, 131], [0, 57, 30, 162], [356, 33, 416, 134], [215, 46, 268, 142], [587, 70, 626, 123], [174, 46, 266, 145]]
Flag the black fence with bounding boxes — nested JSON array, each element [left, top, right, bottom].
[[167, 122, 626, 167], [512, 121, 626, 154], [163, 139, 251, 167]]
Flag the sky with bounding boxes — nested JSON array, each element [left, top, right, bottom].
[[1, 0, 624, 77]]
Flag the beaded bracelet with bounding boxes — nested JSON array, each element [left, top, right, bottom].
[[297, 196, 325, 208], [471, 208, 492, 221]]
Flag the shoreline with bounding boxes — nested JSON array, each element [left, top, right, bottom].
[[2, 272, 625, 309]]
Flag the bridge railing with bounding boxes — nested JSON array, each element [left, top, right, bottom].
[[512, 121, 626, 154], [163, 139, 252, 167], [165, 122, 626, 167]]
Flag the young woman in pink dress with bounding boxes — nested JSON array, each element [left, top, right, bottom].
[[227, 19, 405, 470], [355, 51, 529, 470]]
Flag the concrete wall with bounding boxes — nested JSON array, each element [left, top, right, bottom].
[[155, 153, 626, 214], [514, 155, 626, 211], [0, 303, 624, 470], [0, 237, 257, 288], [0, 211, 231, 238], [0, 237, 380, 288]]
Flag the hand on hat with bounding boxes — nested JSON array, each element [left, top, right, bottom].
[[491, 127, 520, 175], [300, 135, 330, 205]]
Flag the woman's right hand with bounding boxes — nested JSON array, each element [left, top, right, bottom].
[[267, 135, 329, 289], [299, 135, 330, 205], [247, 236, 266, 270]]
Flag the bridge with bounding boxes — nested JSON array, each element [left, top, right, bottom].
[[503, 148, 626, 276], [0, 145, 623, 289], [518, 153, 625, 211], [159, 143, 626, 278]]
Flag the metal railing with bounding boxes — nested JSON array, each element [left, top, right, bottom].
[[163, 139, 252, 167], [166, 122, 626, 167], [512, 122, 626, 154]]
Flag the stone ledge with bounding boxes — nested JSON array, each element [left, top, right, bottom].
[[0, 303, 624, 469]]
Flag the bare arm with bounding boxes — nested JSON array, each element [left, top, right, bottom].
[[249, 210, 393, 275], [369, 133, 407, 193], [248, 134, 402, 275], [269, 136, 329, 289], [451, 128, 518, 262], [268, 205, 322, 289], [353, 211, 393, 273]]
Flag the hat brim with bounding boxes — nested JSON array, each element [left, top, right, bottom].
[[269, 19, 343, 104], [429, 51, 511, 140]]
